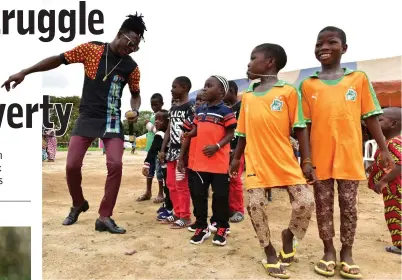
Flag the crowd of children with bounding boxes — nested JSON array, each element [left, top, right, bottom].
[[135, 25, 400, 279]]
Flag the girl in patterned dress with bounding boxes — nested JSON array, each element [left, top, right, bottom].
[[44, 128, 57, 162], [368, 107, 402, 254], [42, 135, 48, 161]]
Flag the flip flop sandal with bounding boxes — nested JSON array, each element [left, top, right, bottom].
[[339, 262, 362, 279], [314, 260, 336, 277], [261, 259, 290, 279], [385, 245, 402, 254], [170, 219, 192, 229], [229, 212, 244, 223], [278, 248, 296, 267], [278, 234, 297, 266], [160, 215, 178, 224]]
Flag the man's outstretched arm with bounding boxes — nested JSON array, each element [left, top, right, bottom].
[[2, 55, 63, 91]]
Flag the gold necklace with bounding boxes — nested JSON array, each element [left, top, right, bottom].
[[103, 44, 123, 82]]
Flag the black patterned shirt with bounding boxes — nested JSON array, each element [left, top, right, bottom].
[[165, 101, 194, 162]]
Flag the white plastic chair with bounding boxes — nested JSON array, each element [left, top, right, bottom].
[[363, 140, 377, 163], [363, 140, 378, 180], [359, 140, 377, 209]]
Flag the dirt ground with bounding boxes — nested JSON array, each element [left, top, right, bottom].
[[42, 151, 401, 280]]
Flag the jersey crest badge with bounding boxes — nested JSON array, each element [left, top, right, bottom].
[[345, 88, 357, 101], [271, 97, 284, 111]]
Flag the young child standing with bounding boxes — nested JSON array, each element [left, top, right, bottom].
[[223, 80, 246, 223], [137, 93, 165, 203], [230, 43, 316, 279], [180, 75, 237, 246], [195, 91, 205, 108], [184, 92, 206, 181], [143, 110, 169, 175], [141, 110, 173, 220], [368, 107, 401, 255], [159, 76, 194, 229], [300, 26, 395, 278], [182, 91, 206, 232]]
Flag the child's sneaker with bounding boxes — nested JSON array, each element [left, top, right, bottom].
[[212, 227, 229, 246], [187, 223, 197, 232], [190, 227, 211, 245], [156, 209, 172, 221], [209, 222, 230, 234], [156, 205, 166, 214]]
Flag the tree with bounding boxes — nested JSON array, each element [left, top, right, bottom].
[[49, 96, 81, 145]]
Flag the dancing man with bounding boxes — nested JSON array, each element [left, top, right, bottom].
[[2, 13, 147, 234]]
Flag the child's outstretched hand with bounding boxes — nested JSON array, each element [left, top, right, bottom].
[[379, 149, 395, 174], [158, 152, 165, 163], [302, 162, 316, 185], [229, 151, 234, 165], [203, 145, 219, 157], [177, 158, 186, 173], [374, 180, 387, 194], [229, 158, 240, 178], [180, 133, 188, 144], [142, 166, 149, 177], [365, 163, 374, 175]]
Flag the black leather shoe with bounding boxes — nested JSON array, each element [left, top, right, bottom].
[[62, 200, 89, 226], [95, 218, 126, 234]]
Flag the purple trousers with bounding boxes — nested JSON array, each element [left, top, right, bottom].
[[66, 136, 124, 217]]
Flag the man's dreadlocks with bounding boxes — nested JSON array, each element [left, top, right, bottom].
[[120, 12, 147, 41]]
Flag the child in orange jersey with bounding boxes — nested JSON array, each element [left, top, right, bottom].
[[230, 43, 316, 279], [300, 26, 395, 279]]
